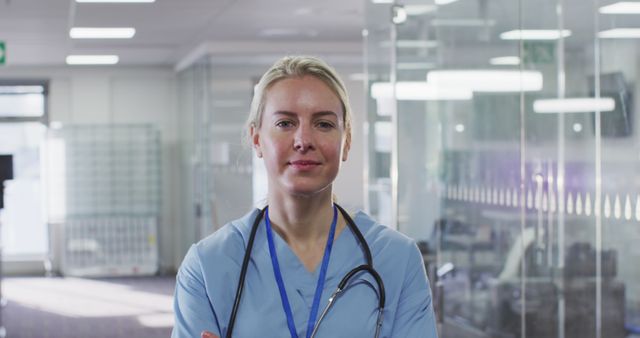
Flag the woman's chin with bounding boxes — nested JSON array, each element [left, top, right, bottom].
[[284, 183, 332, 198]]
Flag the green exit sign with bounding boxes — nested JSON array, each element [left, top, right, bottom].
[[523, 41, 555, 64], [0, 41, 5, 65]]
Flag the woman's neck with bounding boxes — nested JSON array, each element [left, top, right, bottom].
[[267, 191, 345, 272], [266, 191, 336, 245]]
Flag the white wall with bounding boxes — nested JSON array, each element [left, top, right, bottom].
[[0, 65, 181, 272]]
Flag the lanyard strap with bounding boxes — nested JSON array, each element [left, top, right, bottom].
[[265, 205, 338, 338]]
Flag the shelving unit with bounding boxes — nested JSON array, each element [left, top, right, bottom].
[[48, 124, 161, 277]]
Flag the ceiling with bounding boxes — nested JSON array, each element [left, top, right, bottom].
[[0, 0, 364, 67], [1, 0, 637, 69]]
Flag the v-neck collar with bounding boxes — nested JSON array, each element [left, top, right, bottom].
[[257, 221, 346, 280], [251, 209, 376, 290]]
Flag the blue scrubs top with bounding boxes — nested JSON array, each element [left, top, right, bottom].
[[172, 208, 438, 338]]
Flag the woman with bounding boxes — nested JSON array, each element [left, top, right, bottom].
[[172, 56, 438, 338]]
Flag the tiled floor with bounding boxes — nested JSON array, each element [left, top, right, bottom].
[[1, 276, 175, 338]]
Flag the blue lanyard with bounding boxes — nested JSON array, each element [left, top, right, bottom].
[[265, 205, 338, 338]]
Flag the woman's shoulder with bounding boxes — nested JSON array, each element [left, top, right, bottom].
[[180, 208, 262, 273], [196, 208, 262, 256], [351, 210, 417, 252]]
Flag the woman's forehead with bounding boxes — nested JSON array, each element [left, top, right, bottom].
[[263, 77, 343, 113]]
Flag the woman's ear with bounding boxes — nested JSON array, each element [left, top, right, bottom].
[[342, 131, 351, 162], [251, 125, 263, 158]]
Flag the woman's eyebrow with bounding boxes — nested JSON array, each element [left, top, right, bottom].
[[272, 110, 297, 118], [312, 111, 338, 118], [272, 111, 338, 118]]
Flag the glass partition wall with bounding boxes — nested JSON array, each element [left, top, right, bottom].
[[365, 0, 640, 337]]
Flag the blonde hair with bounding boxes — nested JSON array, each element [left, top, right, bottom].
[[244, 55, 352, 144]]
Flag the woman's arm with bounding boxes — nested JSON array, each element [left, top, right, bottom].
[[389, 243, 439, 337], [172, 245, 221, 338]]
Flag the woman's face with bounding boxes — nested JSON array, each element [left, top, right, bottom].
[[252, 75, 351, 198]]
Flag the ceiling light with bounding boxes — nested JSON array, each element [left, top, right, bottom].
[[0, 86, 44, 94], [392, 6, 408, 24], [426, 70, 543, 92], [455, 124, 465, 132], [371, 82, 473, 101], [431, 19, 496, 27], [436, 0, 459, 5], [598, 28, 640, 38], [70, 27, 135, 39], [372, 0, 393, 3], [599, 2, 640, 14], [404, 5, 436, 15], [76, 0, 155, 2], [490, 56, 520, 65], [533, 98, 615, 113], [500, 29, 571, 40], [573, 123, 583, 132], [66, 55, 119, 65]]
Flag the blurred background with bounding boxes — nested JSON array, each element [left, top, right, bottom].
[[0, 0, 639, 337]]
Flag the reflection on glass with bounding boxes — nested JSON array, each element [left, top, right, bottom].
[[366, 0, 640, 337]]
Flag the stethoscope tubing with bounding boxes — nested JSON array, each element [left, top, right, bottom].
[[226, 207, 265, 338], [309, 264, 385, 338], [225, 204, 385, 338]]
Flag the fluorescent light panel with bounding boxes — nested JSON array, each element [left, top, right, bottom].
[[0, 86, 44, 94], [500, 29, 571, 40], [404, 5, 436, 15], [436, 0, 459, 5], [70, 27, 135, 39], [599, 2, 640, 14], [426, 70, 543, 92], [76, 0, 155, 2], [533, 98, 615, 113], [490, 56, 520, 65], [66, 55, 119, 65], [371, 82, 473, 101], [431, 19, 496, 27], [598, 28, 640, 38]]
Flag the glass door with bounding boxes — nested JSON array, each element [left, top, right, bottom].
[[0, 82, 48, 260], [0, 123, 48, 258]]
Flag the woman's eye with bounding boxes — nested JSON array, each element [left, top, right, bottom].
[[276, 120, 294, 128], [316, 121, 335, 129]]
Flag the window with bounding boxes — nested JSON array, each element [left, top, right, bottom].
[[0, 80, 48, 119]]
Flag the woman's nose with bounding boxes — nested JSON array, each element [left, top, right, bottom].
[[293, 125, 315, 152]]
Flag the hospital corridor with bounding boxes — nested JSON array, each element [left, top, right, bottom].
[[1, 0, 640, 337]]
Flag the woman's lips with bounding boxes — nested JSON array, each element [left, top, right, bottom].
[[289, 160, 321, 170]]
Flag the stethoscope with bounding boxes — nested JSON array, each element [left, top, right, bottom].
[[225, 203, 386, 338]]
